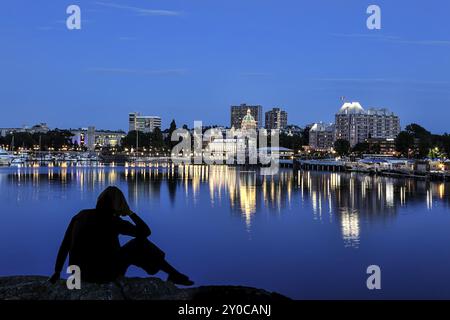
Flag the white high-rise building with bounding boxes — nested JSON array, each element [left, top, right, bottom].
[[335, 102, 400, 147], [129, 113, 162, 133]]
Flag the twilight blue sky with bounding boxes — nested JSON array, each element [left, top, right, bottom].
[[1, 0, 449, 132]]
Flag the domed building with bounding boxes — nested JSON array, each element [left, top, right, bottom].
[[241, 109, 257, 131], [230, 103, 262, 129]]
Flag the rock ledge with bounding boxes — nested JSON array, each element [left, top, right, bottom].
[[0, 276, 290, 301]]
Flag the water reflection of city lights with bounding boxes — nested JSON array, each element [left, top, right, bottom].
[[340, 208, 360, 248], [386, 183, 394, 208], [2, 166, 450, 246], [440, 183, 445, 199], [427, 189, 433, 210]]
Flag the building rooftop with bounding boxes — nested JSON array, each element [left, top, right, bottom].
[[338, 102, 365, 115], [310, 122, 334, 132]]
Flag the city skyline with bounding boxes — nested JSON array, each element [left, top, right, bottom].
[[1, 0, 450, 133], [0, 100, 420, 136]]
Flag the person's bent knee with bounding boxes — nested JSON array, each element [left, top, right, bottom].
[[122, 237, 150, 249]]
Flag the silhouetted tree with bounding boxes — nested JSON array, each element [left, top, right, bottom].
[[169, 120, 177, 135], [395, 131, 414, 157], [405, 123, 431, 138], [352, 142, 370, 155], [301, 127, 310, 146], [166, 119, 178, 149], [334, 139, 350, 156], [121, 131, 150, 150], [151, 127, 165, 149], [440, 133, 450, 157], [395, 123, 434, 158], [35, 130, 74, 150], [279, 133, 304, 151]]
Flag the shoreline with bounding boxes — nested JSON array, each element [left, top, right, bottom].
[[0, 276, 290, 301], [1, 162, 449, 181]]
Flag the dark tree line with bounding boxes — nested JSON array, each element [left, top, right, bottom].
[[331, 123, 450, 159], [395, 123, 450, 158], [0, 130, 74, 151], [121, 128, 165, 150], [121, 119, 179, 152], [278, 129, 309, 151], [334, 139, 351, 156], [261, 128, 309, 150]]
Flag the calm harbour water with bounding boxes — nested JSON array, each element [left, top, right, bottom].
[[1, 165, 450, 299]]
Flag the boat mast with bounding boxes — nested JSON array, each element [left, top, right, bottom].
[[135, 118, 139, 160]]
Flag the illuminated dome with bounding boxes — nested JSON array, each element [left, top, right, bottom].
[[338, 102, 365, 114], [241, 109, 257, 130]]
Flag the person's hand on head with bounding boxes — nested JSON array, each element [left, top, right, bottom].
[[98, 186, 134, 217], [112, 208, 132, 217], [120, 209, 133, 217], [113, 191, 132, 216]]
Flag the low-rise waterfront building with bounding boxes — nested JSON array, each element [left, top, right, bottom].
[[309, 122, 335, 151], [206, 138, 248, 162], [365, 137, 397, 155], [71, 127, 126, 150]]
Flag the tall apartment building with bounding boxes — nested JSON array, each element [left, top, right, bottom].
[[309, 122, 335, 150], [265, 107, 288, 130], [129, 113, 162, 133], [335, 102, 400, 147], [230, 104, 263, 129]]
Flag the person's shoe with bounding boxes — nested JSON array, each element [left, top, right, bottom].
[[167, 273, 194, 286]]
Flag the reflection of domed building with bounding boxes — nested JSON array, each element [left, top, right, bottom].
[[241, 109, 257, 131]]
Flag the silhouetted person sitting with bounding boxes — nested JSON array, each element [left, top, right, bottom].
[[49, 186, 194, 286]]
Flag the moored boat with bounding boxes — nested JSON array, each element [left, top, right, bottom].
[[0, 149, 13, 166]]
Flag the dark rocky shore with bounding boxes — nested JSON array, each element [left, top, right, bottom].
[[0, 276, 290, 301]]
